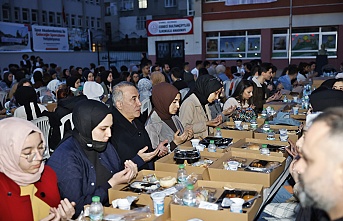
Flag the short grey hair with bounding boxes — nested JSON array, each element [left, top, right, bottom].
[[112, 81, 136, 107], [313, 107, 343, 139]]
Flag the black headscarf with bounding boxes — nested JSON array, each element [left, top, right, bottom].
[[82, 70, 92, 82], [66, 76, 79, 89], [310, 87, 343, 112], [15, 86, 42, 121], [72, 100, 112, 187], [2, 72, 13, 88], [193, 75, 222, 106]]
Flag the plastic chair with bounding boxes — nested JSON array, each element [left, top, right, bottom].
[[14, 103, 48, 120], [59, 113, 74, 140], [0, 91, 7, 108], [31, 116, 51, 159]]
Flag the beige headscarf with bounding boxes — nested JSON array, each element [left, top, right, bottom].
[[0, 118, 45, 186], [150, 71, 166, 86]]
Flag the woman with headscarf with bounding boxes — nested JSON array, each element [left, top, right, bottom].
[[179, 75, 223, 138], [137, 78, 152, 102], [0, 118, 75, 221], [66, 76, 81, 96], [0, 71, 14, 91], [33, 70, 44, 89], [100, 70, 113, 96], [14, 86, 47, 121], [145, 83, 193, 155], [82, 70, 94, 82], [47, 100, 137, 218]]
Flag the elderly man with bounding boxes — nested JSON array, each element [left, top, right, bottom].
[[297, 107, 343, 221], [110, 82, 167, 170]]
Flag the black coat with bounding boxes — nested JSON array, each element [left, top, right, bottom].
[[110, 107, 155, 170]]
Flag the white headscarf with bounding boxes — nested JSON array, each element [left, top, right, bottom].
[[83, 81, 104, 101]]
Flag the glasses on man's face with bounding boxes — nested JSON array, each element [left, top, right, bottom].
[[20, 147, 46, 163]]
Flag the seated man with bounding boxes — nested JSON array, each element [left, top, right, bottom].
[[110, 82, 167, 170], [297, 107, 343, 221]]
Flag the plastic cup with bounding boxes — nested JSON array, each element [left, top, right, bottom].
[[250, 123, 258, 129], [234, 121, 242, 128], [227, 161, 239, 171], [230, 198, 245, 213], [195, 144, 205, 151], [112, 199, 130, 210], [151, 192, 166, 216], [293, 97, 298, 103], [190, 139, 200, 147], [292, 107, 299, 115]]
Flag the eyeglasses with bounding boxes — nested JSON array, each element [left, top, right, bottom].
[[20, 147, 46, 163]]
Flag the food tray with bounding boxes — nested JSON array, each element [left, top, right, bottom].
[[245, 159, 282, 173], [199, 137, 233, 148], [216, 189, 258, 208], [120, 181, 160, 193], [174, 149, 201, 164]]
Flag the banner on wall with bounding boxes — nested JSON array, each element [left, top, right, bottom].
[[0, 22, 31, 52], [225, 0, 277, 6], [147, 17, 193, 36], [68, 28, 91, 51], [32, 25, 69, 51]]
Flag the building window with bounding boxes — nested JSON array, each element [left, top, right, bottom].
[[42, 11, 47, 25], [91, 17, 95, 28], [49, 12, 55, 25], [165, 0, 176, 7], [121, 0, 134, 11], [106, 6, 111, 16], [31, 10, 38, 23], [97, 18, 101, 29], [56, 13, 62, 26], [22, 8, 29, 22], [65, 14, 69, 26], [206, 30, 261, 59], [95, 0, 100, 5], [2, 6, 10, 21], [138, 0, 147, 9], [86, 16, 89, 28], [78, 16, 82, 27], [272, 26, 337, 58], [71, 15, 76, 27], [90, 0, 94, 4], [136, 16, 146, 30], [14, 7, 20, 22]]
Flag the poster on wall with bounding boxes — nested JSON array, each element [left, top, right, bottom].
[[32, 25, 69, 51], [0, 22, 31, 52], [147, 17, 193, 36], [68, 28, 91, 51]]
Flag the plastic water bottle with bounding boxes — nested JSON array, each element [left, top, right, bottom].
[[260, 144, 270, 155], [283, 95, 288, 103], [177, 164, 188, 186], [214, 127, 222, 137], [182, 184, 196, 207], [261, 108, 267, 118], [267, 130, 275, 140], [6, 108, 12, 116], [262, 121, 270, 132], [89, 196, 103, 221], [207, 140, 217, 152]]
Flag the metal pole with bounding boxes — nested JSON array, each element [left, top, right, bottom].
[[288, 0, 293, 65]]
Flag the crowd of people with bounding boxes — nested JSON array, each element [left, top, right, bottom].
[[0, 53, 343, 221]]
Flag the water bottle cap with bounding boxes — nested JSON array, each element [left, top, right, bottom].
[[216, 127, 220, 130], [261, 144, 268, 148], [178, 164, 185, 169], [210, 140, 214, 144], [265, 121, 269, 124], [186, 184, 194, 190], [92, 196, 100, 202]]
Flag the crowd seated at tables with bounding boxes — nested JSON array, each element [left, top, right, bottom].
[[1, 54, 343, 220]]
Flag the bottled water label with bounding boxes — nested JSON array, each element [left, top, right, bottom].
[[183, 197, 196, 207]]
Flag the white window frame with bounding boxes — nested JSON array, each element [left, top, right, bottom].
[[49, 12, 55, 25], [121, 0, 134, 11], [56, 13, 62, 26], [2, 7, 10, 21], [206, 31, 261, 59], [272, 27, 338, 59], [78, 16, 82, 27], [42, 10, 48, 25], [138, 0, 147, 9], [136, 16, 146, 30], [97, 18, 101, 29], [14, 7, 20, 22], [165, 0, 176, 7], [71, 15, 76, 27], [31, 10, 38, 23], [91, 17, 95, 29], [22, 8, 29, 22]]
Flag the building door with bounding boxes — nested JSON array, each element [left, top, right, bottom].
[[156, 40, 184, 69]]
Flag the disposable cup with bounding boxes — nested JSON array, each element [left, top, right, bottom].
[[190, 139, 200, 147], [112, 199, 130, 210], [230, 198, 245, 213], [151, 192, 166, 216], [227, 161, 239, 171]]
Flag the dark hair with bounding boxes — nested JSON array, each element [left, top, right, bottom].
[[183, 62, 189, 68], [260, 63, 273, 74], [231, 79, 253, 106], [203, 61, 210, 67], [211, 61, 218, 66], [119, 71, 131, 81], [151, 65, 160, 72], [120, 65, 128, 72], [17, 78, 33, 88], [236, 59, 242, 63], [281, 66, 288, 76], [244, 62, 252, 72], [57, 84, 73, 100], [251, 65, 262, 76], [298, 62, 309, 77], [195, 60, 202, 67], [272, 65, 277, 73], [170, 67, 182, 79], [199, 68, 209, 76], [288, 64, 298, 76], [140, 61, 150, 70]]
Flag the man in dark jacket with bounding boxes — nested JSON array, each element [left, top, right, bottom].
[[110, 82, 167, 170]]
